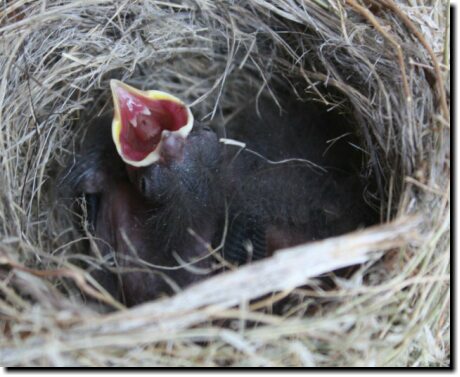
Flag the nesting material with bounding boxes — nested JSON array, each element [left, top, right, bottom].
[[0, 0, 450, 367]]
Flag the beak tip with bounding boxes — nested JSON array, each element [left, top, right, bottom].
[[110, 79, 123, 97]]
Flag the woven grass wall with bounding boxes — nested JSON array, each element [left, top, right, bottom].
[[0, 0, 450, 367]]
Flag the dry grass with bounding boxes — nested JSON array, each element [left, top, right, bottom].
[[0, 0, 450, 367]]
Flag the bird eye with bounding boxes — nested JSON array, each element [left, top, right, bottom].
[[202, 126, 212, 132], [139, 176, 147, 196]]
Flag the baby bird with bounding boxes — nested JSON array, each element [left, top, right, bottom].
[[62, 82, 223, 306], [62, 80, 375, 306], [220, 97, 376, 263]]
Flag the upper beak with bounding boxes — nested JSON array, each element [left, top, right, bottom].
[[110, 79, 194, 167]]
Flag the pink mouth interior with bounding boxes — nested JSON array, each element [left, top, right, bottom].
[[116, 87, 189, 162]]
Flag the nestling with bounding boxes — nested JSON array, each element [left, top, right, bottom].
[[62, 81, 223, 306], [62, 80, 376, 306]]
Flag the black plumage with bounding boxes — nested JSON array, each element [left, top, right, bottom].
[[61, 95, 376, 306], [221, 97, 376, 260], [61, 116, 222, 306]]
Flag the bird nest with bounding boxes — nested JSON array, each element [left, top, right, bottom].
[[0, 0, 450, 367]]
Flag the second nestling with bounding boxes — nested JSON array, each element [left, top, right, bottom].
[[61, 80, 376, 307]]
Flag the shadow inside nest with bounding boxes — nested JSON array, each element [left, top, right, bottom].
[[58, 82, 380, 310]]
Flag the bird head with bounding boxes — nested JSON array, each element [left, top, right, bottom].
[[110, 80, 220, 203]]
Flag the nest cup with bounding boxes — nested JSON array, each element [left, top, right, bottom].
[[0, 0, 450, 367]]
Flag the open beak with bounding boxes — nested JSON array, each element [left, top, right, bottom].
[[110, 79, 194, 167]]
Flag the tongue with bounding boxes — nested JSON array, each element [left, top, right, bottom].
[[130, 113, 162, 142]]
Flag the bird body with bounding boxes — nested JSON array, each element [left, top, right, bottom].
[[61, 82, 375, 306], [221, 98, 374, 261], [62, 116, 219, 306]]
